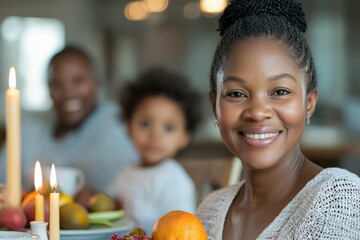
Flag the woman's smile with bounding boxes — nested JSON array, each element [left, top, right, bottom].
[[238, 128, 282, 148]]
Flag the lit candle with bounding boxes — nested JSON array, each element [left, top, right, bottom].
[[5, 66, 21, 207], [49, 164, 59, 240], [34, 161, 44, 222]]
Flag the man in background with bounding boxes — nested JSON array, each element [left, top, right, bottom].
[[0, 46, 138, 200]]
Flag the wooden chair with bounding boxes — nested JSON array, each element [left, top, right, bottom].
[[227, 157, 243, 186], [176, 156, 243, 204]]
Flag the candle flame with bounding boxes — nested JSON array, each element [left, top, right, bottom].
[[34, 161, 43, 193], [9, 67, 16, 89], [50, 164, 57, 192]]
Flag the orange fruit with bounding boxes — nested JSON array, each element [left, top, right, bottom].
[[59, 193, 73, 207], [151, 210, 207, 240], [21, 191, 37, 207]]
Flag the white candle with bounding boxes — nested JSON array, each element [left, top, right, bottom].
[[49, 164, 59, 240], [34, 161, 44, 222], [5, 66, 21, 207]]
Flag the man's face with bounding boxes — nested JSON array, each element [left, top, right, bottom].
[[48, 53, 97, 127]]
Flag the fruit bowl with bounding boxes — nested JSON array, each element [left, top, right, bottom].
[[0, 231, 39, 239], [60, 216, 135, 240]]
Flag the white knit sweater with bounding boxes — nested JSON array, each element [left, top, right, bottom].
[[196, 168, 360, 239]]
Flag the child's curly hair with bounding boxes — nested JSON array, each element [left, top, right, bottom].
[[119, 68, 202, 133]]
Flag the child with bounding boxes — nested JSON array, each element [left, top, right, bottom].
[[107, 68, 202, 234]]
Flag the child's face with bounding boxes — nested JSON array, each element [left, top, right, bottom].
[[127, 95, 190, 166]]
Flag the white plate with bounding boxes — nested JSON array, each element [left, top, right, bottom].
[[0, 231, 39, 239], [60, 217, 135, 240]]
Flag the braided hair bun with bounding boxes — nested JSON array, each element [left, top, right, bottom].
[[218, 0, 306, 36]]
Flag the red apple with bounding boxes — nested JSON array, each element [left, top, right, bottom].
[[22, 198, 50, 227], [0, 206, 27, 230]]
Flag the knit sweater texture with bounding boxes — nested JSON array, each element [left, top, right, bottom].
[[196, 168, 360, 239]]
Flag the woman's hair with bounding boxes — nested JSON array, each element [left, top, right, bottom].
[[210, 0, 317, 94], [119, 68, 202, 133]]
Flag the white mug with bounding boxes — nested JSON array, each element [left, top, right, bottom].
[[43, 166, 85, 197]]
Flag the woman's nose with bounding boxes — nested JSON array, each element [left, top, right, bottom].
[[241, 96, 274, 122]]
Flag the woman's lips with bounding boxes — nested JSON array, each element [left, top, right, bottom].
[[240, 131, 282, 148]]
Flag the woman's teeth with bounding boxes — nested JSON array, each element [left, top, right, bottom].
[[244, 132, 279, 140]]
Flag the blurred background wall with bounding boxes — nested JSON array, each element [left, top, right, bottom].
[[0, 0, 359, 146]]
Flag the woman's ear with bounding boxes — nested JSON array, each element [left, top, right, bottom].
[[306, 89, 318, 116], [209, 92, 217, 118]]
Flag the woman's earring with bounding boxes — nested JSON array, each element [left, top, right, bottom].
[[306, 115, 311, 125], [214, 120, 219, 128]]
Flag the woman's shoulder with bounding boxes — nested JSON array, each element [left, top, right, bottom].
[[316, 167, 360, 194], [303, 168, 360, 221], [297, 167, 360, 214], [196, 182, 244, 239], [196, 182, 244, 216], [290, 168, 360, 238], [300, 167, 360, 208], [255, 168, 360, 239], [322, 167, 360, 178]]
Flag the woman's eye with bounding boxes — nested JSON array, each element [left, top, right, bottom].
[[226, 91, 245, 98], [274, 89, 290, 96]]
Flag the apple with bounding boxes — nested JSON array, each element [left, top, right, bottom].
[[22, 198, 50, 227], [0, 206, 27, 230]]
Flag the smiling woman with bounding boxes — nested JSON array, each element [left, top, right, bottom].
[[196, 0, 360, 239]]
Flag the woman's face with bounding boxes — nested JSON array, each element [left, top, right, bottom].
[[127, 96, 190, 166], [48, 53, 97, 128], [211, 37, 317, 170]]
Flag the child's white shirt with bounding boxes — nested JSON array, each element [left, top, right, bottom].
[[107, 159, 196, 234]]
